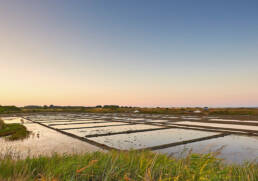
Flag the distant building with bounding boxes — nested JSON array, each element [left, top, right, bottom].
[[134, 110, 140, 113], [204, 107, 209, 111], [194, 110, 201, 113]]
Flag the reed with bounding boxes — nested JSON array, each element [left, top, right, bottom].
[[0, 150, 257, 181]]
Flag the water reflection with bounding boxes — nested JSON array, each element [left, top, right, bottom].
[[1, 114, 258, 163], [156, 135, 258, 163], [0, 118, 100, 159]]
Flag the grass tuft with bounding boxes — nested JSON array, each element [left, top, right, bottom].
[[0, 119, 30, 141]]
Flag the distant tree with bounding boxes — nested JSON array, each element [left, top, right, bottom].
[[103, 105, 119, 109], [0, 106, 21, 113], [24, 105, 42, 109]]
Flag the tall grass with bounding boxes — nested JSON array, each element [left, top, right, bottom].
[[0, 150, 257, 181]]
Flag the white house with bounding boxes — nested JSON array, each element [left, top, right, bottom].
[[194, 110, 201, 113]]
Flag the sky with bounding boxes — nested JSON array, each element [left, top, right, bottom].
[[0, 0, 258, 107]]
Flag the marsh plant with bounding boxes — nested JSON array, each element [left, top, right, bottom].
[[0, 150, 257, 181], [0, 119, 30, 141]]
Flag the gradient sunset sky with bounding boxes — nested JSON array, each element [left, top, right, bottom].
[[1, 0, 258, 107]]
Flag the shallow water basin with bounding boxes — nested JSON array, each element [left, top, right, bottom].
[[0, 119, 100, 158], [173, 121, 258, 131], [89, 129, 218, 150], [156, 135, 258, 163], [51, 122, 129, 129], [63, 124, 163, 137]]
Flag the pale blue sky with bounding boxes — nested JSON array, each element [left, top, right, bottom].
[[0, 0, 258, 107]]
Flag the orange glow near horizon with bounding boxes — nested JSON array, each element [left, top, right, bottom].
[[1, 1, 258, 107]]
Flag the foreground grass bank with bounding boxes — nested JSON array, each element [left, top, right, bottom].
[[0, 151, 257, 181], [0, 119, 30, 141]]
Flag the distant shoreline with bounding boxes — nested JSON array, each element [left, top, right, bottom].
[[1, 106, 258, 117]]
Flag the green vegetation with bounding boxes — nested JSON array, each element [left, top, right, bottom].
[[21, 107, 258, 116], [1, 105, 258, 116], [0, 150, 257, 181], [0, 106, 21, 114], [207, 108, 258, 116], [136, 107, 258, 116], [0, 119, 30, 141]]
